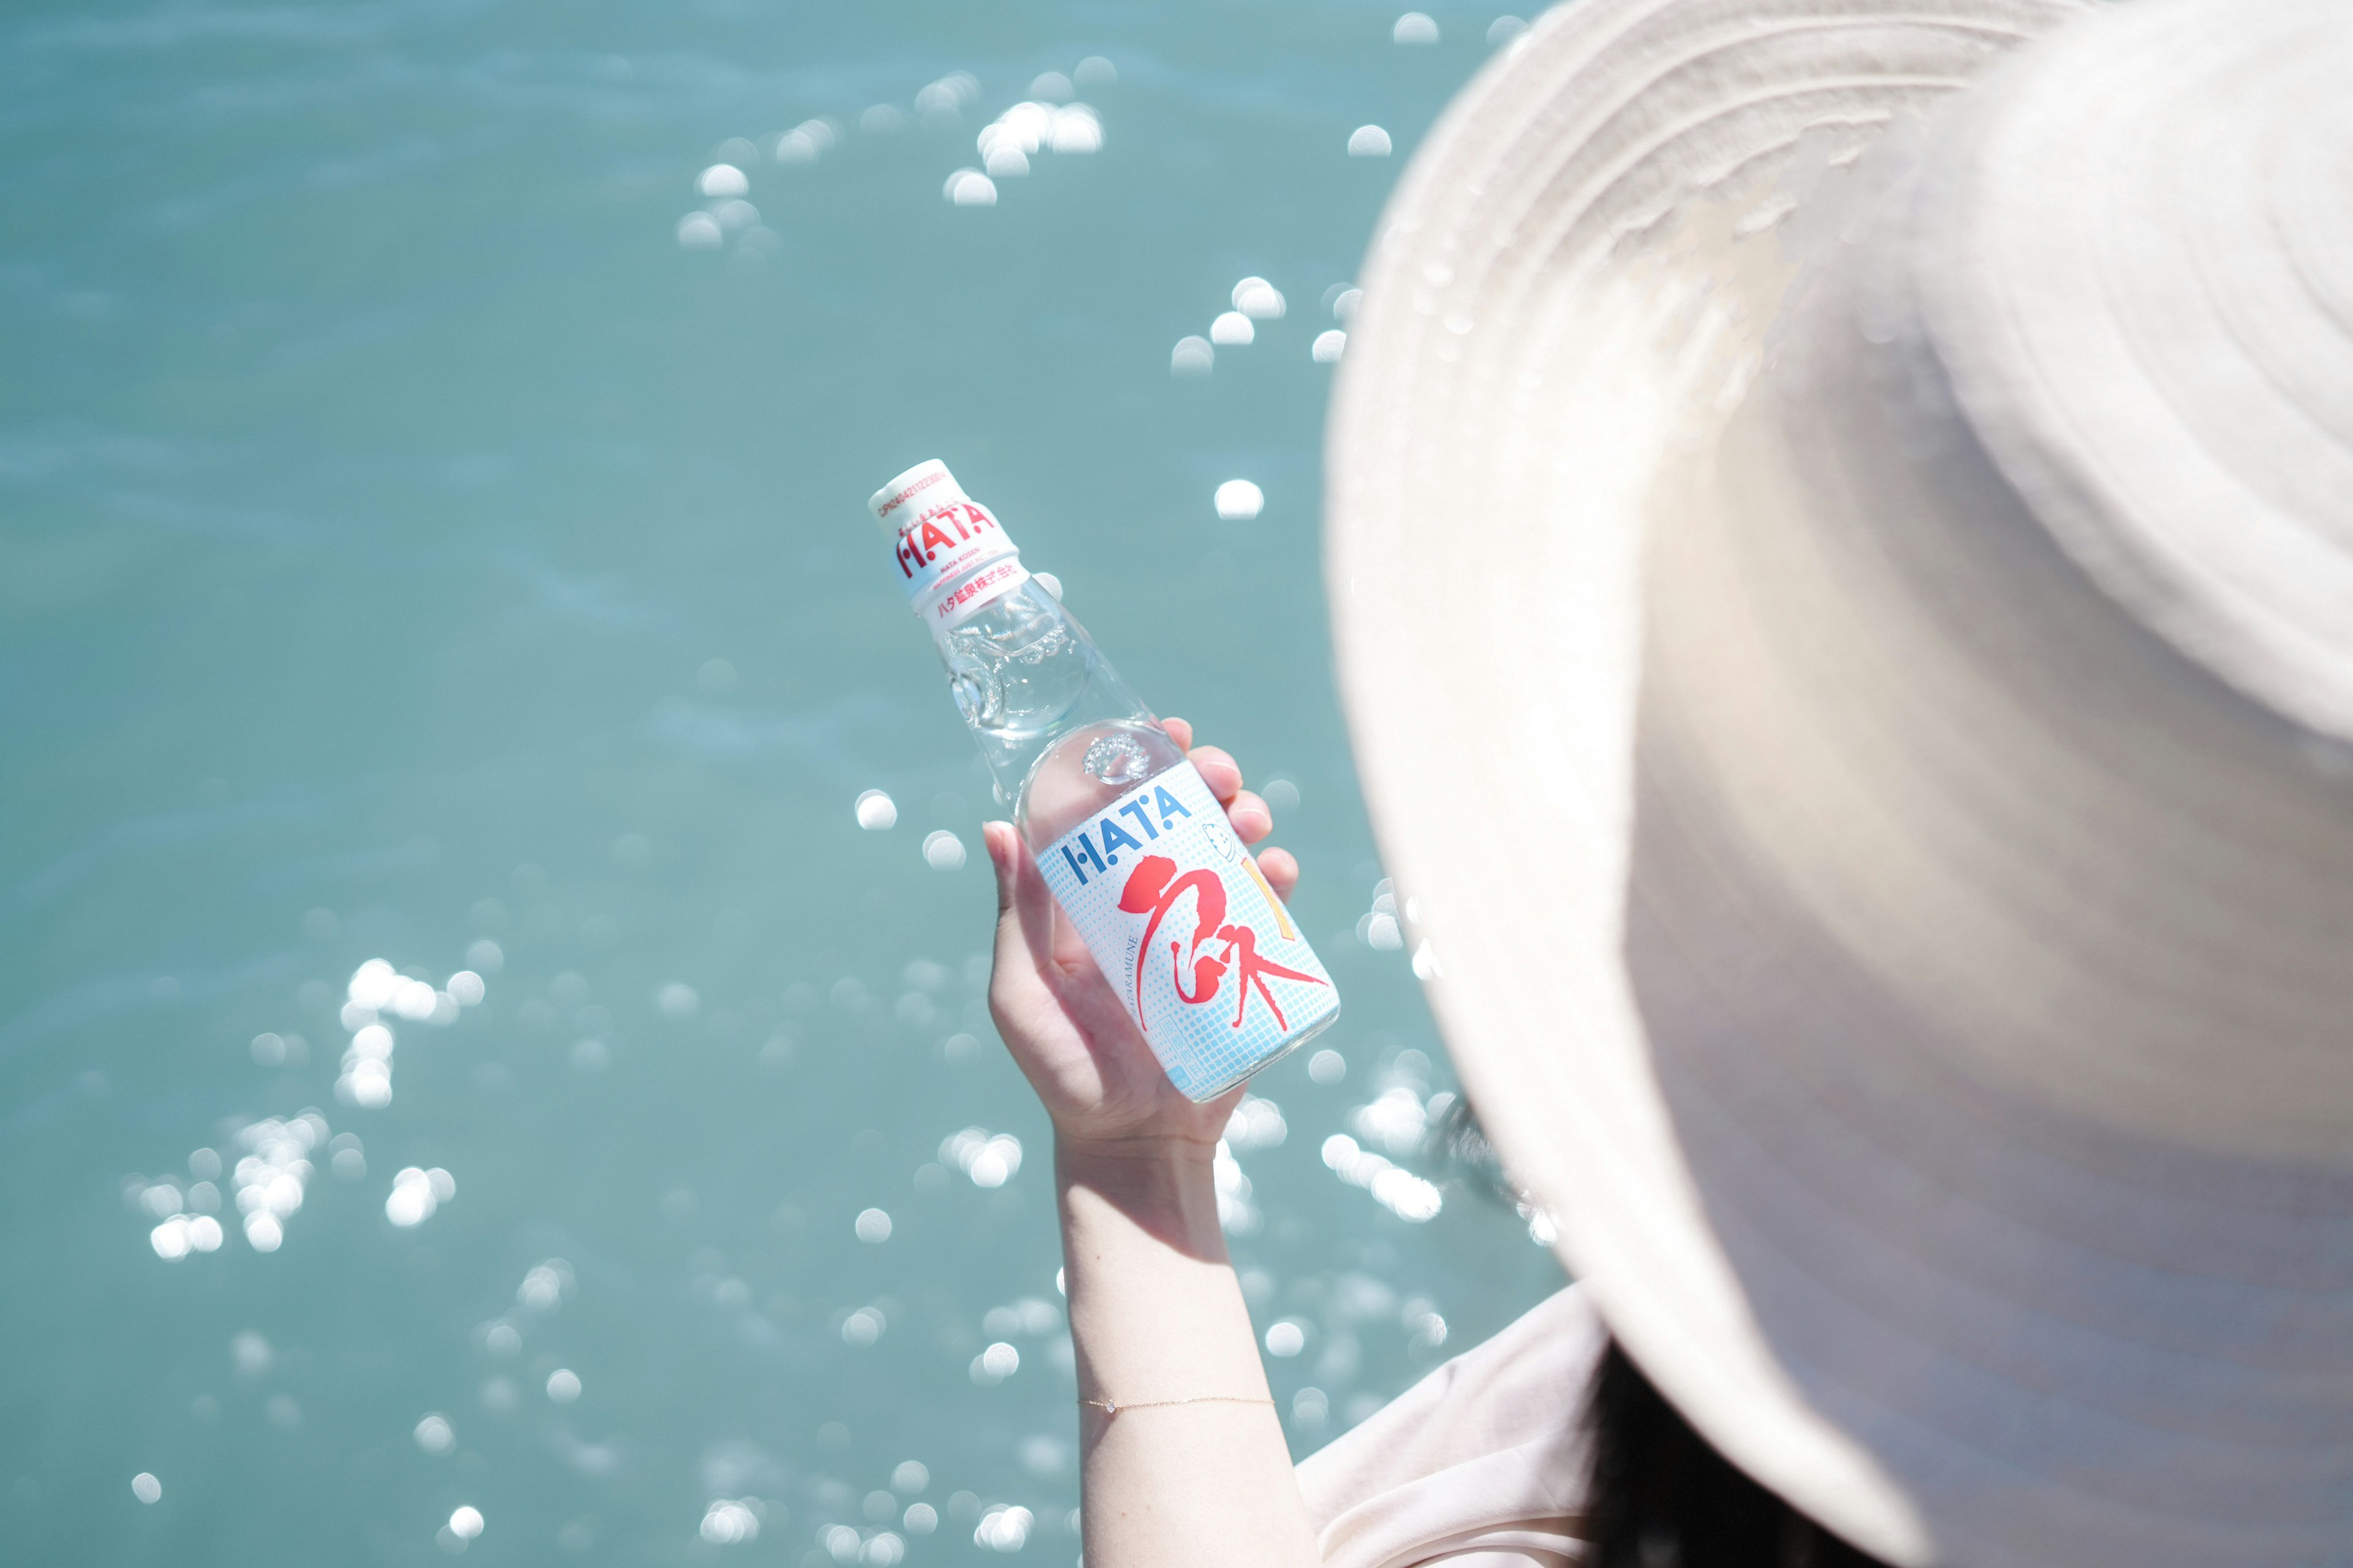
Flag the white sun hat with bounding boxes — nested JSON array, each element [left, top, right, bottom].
[[1326, 0, 2353, 1564]]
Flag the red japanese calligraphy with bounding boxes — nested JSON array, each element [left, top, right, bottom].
[[1118, 855, 1328, 1034]]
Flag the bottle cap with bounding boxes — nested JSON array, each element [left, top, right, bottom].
[[867, 459, 1030, 636], [867, 459, 967, 529]]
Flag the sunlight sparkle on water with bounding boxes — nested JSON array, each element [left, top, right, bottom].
[[339, 983, 400, 1105], [348, 959, 396, 1010], [1321, 1134, 1444, 1221], [982, 1298, 1062, 1338], [1224, 1094, 1287, 1149], [1349, 126, 1394, 157], [971, 1341, 1020, 1384], [1172, 335, 1213, 376], [131, 1472, 161, 1504], [700, 1498, 761, 1544], [1394, 12, 1441, 44], [940, 1128, 1022, 1186], [151, 1219, 192, 1259], [975, 1504, 1032, 1551], [1214, 480, 1264, 520], [1233, 277, 1286, 319], [387, 1166, 455, 1227], [518, 1259, 572, 1311], [1216, 1140, 1259, 1234], [944, 170, 998, 206], [855, 789, 898, 830], [915, 72, 981, 123], [1314, 329, 1347, 363], [1051, 106, 1104, 154], [1210, 311, 1254, 346]]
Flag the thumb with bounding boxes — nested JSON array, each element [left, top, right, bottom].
[[985, 820, 1020, 916], [985, 822, 1053, 969], [986, 821, 1049, 922]]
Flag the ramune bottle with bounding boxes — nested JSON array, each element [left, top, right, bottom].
[[868, 459, 1339, 1100]]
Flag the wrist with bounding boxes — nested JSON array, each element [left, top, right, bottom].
[[1056, 1125, 1218, 1169], [1056, 1132, 1225, 1252]]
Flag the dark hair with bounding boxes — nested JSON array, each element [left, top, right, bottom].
[[1586, 1340, 1891, 1568]]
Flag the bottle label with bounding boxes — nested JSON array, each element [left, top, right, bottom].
[[882, 489, 1029, 634], [1036, 762, 1339, 1100]]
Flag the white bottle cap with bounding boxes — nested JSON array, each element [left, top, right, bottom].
[[867, 458, 967, 528], [867, 459, 1030, 635]]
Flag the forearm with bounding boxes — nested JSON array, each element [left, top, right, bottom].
[[1059, 1135, 1323, 1568]]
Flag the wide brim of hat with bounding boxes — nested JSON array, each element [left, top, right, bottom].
[[1325, 1, 2353, 1564]]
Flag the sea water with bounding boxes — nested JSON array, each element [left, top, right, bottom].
[[0, 2, 1564, 1562]]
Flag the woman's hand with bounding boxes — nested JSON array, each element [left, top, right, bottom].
[[982, 717, 1298, 1150]]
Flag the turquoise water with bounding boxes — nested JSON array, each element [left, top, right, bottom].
[[1, 2, 1564, 1561]]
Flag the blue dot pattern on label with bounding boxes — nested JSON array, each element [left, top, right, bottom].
[[1035, 762, 1340, 1100]]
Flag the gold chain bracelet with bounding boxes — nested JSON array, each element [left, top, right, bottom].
[[1079, 1395, 1276, 1417]]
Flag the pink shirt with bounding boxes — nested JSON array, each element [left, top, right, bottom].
[[1295, 1286, 1602, 1568]]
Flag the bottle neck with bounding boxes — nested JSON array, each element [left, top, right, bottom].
[[889, 497, 1031, 644]]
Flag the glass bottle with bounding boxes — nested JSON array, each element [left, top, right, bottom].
[[868, 460, 1339, 1099]]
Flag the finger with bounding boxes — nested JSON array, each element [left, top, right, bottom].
[[985, 819, 1020, 918], [1188, 744, 1243, 802], [1257, 846, 1299, 902], [1161, 716, 1194, 752], [1226, 789, 1273, 844], [985, 822, 1060, 1001]]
